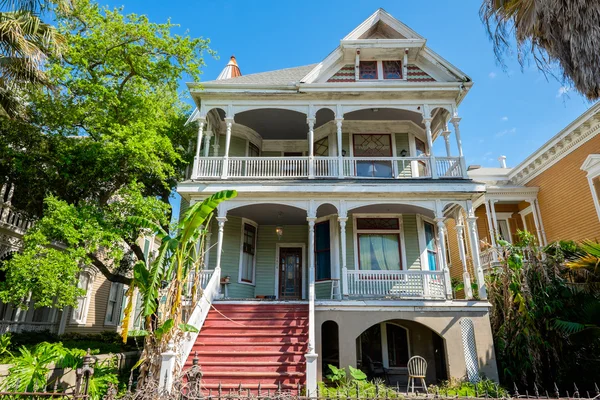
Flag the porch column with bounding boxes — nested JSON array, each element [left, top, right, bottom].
[[339, 215, 348, 297], [466, 201, 487, 299], [435, 217, 452, 299], [441, 128, 452, 157], [450, 116, 469, 178], [220, 118, 234, 179], [423, 116, 438, 179], [483, 199, 499, 263], [204, 232, 212, 270], [306, 215, 318, 397], [533, 199, 547, 245], [203, 130, 213, 158], [455, 216, 473, 299], [192, 117, 205, 179], [307, 117, 316, 179], [215, 210, 227, 296], [336, 118, 344, 179], [526, 200, 544, 246]]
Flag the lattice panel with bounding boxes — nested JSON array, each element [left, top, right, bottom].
[[353, 134, 392, 157], [461, 318, 480, 383]]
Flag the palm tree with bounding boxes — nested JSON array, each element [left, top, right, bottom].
[[481, 0, 600, 100], [0, 0, 68, 118]]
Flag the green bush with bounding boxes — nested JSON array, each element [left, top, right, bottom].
[[427, 378, 508, 398], [319, 365, 403, 399]]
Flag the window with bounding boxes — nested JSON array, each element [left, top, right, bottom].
[[71, 272, 92, 324], [359, 61, 378, 80], [582, 154, 600, 220], [315, 221, 331, 280], [133, 290, 144, 329], [497, 220, 511, 242], [240, 223, 257, 283], [424, 221, 438, 271], [383, 61, 402, 79], [353, 134, 393, 178], [105, 282, 125, 325], [356, 218, 402, 271], [415, 137, 428, 177], [314, 137, 329, 156], [248, 142, 260, 157], [386, 324, 410, 367]]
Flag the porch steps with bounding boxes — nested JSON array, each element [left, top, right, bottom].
[[184, 302, 308, 393]]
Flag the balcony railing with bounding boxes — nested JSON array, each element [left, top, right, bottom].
[[194, 156, 466, 180], [344, 269, 447, 299], [0, 203, 33, 232], [0, 321, 58, 334]]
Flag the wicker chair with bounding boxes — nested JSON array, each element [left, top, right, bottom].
[[406, 356, 427, 393]]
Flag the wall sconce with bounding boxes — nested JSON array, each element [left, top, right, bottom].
[[400, 149, 408, 157], [275, 211, 283, 240], [342, 150, 347, 157]]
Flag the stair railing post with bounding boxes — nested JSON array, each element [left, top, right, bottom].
[[306, 215, 318, 398], [159, 340, 176, 393]]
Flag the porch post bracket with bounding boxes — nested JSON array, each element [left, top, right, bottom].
[[455, 221, 473, 299]]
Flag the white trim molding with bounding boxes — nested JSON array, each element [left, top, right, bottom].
[[581, 154, 600, 221]]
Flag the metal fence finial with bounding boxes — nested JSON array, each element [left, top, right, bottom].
[[574, 383, 580, 398], [554, 383, 560, 399], [513, 383, 520, 398]]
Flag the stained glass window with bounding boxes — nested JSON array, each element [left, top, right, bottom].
[[314, 137, 329, 156], [353, 134, 393, 178], [383, 61, 402, 79], [356, 218, 400, 230], [359, 61, 378, 80]]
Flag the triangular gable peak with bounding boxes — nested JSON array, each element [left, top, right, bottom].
[[302, 9, 469, 84]]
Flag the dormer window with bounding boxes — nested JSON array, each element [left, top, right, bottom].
[[383, 61, 402, 79], [359, 61, 378, 79]]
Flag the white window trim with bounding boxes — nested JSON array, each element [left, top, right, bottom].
[[581, 154, 600, 221], [495, 212, 514, 243], [314, 216, 336, 281], [238, 218, 258, 286], [104, 282, 126, 326], [70, 270, 95, 326], [519, 206, 534, 231], [352, 214, 407, 271], [358, 60, 403, 82], [377, 322, 412, 369], [274, 243, 307, 300], [417, 215, 438, 271]]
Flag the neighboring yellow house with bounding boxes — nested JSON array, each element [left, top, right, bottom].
[[446, 102, 600, 291]]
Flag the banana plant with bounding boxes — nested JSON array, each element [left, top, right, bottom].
[[123, 190, 236, 377]]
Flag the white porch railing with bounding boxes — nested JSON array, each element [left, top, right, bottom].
[[194, 156, 466, 181], [228, 157, 309, 178], [0, 321, 58, 334], [435, 157, 463, 178], [0, 203, 33, 232], [344, 270, 447, 299]]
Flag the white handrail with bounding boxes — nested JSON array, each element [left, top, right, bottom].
[[228, 157, 309, 178], [435, 157, 463, 178], [177, 267, 221, 365], [345, 270, 446, 299], [195, 157, 222, 178]]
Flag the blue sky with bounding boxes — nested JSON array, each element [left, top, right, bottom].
[[100, 0, 593, 216]]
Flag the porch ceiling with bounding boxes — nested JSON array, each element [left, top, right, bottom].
[[349, 204, 434, 218], [234, 109, 308, 140], [228, 203, 308, 225]]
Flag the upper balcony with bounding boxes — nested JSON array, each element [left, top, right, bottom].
[[189, 103, 469, 182]]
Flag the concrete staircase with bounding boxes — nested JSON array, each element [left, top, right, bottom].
[[184, 302, 308, 393]]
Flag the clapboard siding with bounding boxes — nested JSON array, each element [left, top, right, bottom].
[[403, 215, 421, 270], [217, 135, 247, 157], [64, 274, 117, 334], [345, 218, 355, 270]]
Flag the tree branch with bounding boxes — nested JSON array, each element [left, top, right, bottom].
[[89, 253, 132, 285]]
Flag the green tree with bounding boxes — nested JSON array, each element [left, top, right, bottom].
[[0, 0, 213, 309], [481, 0, 600, 100]]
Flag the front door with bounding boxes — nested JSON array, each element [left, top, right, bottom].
[[279, 247, 302, 299]]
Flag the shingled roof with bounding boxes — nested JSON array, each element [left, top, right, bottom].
[[202, 64, 317, 86]]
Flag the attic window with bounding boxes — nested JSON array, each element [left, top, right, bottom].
[[383, 61, 402, 79], [359, 61, 378, 80]]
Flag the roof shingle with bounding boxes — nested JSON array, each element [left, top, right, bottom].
[[202, 64, 316, 86]]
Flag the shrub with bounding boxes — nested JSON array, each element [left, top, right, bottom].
[[428, 378, 508, 398]]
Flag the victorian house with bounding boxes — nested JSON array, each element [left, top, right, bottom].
[[176, 9, 498, 394]]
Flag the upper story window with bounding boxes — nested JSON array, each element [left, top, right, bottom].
[[423, 221, 437, 271], [315, 221, 331, 280], [383, 61, 402, 79], [359, 61, 378, 80], [248, 142, 260, 157]]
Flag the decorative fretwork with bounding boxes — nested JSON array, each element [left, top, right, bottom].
[[383, 61, 402, 79], [356, 218, 400, 230], [359, 61, 378, 80], [314, 137, 329, 156]]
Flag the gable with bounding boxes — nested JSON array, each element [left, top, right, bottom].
[[327, 64, 355, 82], [325, 63, 436, 83], [406, 65, 435, 82], [357, 20, 406, 39]]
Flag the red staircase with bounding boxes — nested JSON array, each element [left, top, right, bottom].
[[184, 302, 308, 393]]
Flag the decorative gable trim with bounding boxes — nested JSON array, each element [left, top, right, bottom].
[[343, 8, 423, 41], [509, 103, 600, 185], [407, 65, 435, 82], [327, 64, 356, 82]]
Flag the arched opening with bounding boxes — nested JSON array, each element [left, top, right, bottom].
[[234, 108, 308, 140], [356, 320, 447, 386], [321, 320, 340, 373]]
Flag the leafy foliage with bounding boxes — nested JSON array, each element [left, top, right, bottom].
[[488, 232, 600, 387], [428, 377, 508, 398], [320, 365, 401, 398]]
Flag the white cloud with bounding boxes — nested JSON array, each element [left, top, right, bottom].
[[496, 127, 517, 137], [501, 116, 508, 121], [488, 72, 497, 79], [557, 86, 570, 97]]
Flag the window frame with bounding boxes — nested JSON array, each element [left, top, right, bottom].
[[314, 220, 332, 281], [417, 216, 440, 271], [105, 282, 126, 326], [238, 218, 258, 285], [353, 215, 406, 271], [382, 60, 402, 80], [582, 154, 600, 221], [495, 212, 514, 243], [70, 270, 94, 326], [358, 61, 378, 80]]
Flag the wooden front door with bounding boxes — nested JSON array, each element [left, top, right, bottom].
[[279, 247, 302, 299]]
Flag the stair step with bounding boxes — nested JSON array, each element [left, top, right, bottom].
[[203, 320, 307, 328], [206, 315, 308, 320], [198, 335, 307, 343], [199, 383, 302, 393]]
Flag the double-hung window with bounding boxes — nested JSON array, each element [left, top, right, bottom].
[[356, 218, 402, 270], [423, 221, 438, 271], [240, 223, 257, 283], [315, 221, 331, 280], [105, 282, 126, 325], [71, 272, 92, 325]]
